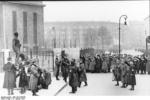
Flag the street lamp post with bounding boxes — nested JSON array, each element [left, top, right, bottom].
[[119, 15, 128, 60]]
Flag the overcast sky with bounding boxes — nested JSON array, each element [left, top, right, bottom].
[[43, 1, 149, 23]]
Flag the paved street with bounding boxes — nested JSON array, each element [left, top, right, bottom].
[[58, 73, 150, 96], [0, 73, 150, 96]]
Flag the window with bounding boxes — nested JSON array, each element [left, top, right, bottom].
[[23, 11, 28, 44], [33, 12, 37, 45], [12, 11, 17, 33]]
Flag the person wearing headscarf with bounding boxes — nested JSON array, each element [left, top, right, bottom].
[[28, 59, 40, 96], [17, 54, 28, 94], [89, 57, 95, 73], [3, 57, 17, 95]]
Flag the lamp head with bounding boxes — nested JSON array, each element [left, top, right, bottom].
[[124, 17, 127, 25]]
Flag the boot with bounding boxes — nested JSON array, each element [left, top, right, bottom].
[[78, 82, 81, 87], [84, 82, 88, 86], [121, 84, 125, 88], [115, 81, 119, 86]]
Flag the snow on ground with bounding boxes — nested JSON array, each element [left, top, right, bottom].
[[0, 73, 66, 96], [58, 73, 150, 96], [0, 73, 150, 96]]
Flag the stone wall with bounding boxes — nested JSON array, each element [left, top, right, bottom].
[[0, 2, 44, 51]]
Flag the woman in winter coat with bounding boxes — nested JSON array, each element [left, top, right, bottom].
[[28, 60, 40, 96], [89, 57, 95, 73], [3, 57, 17, 95], [102, 58, 108, 73], [43, 69, 52, 89], [17, 54, 28, 94], [95, 55, 102, 73]]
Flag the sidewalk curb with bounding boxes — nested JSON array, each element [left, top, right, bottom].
[[54, 83, 68, 96]]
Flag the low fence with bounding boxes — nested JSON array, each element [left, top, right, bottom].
[[0, 49, 55, 73]]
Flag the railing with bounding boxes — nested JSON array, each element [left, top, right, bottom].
[[0, 49, 54, 73]]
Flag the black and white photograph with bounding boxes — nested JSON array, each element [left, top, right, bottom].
[[0, 0, 149, 98]]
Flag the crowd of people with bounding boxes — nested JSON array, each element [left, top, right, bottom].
[[3, 32, 52, 96], [2, 32, 150, 96], [3, 54, 52, 96], [55, 54, 88, 94], [80, 53, 150, 75]]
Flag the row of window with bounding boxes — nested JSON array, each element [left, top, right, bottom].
[[12, 11, 37, 45]]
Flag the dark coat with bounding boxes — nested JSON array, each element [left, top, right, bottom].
[[114, 65, 121, 81], [3, 62, 16, 89], [128, 69, 136, 85], [95, 58, 102, 72], [61, 58, 69, 78], [18, 64, 28, 88], [78, 63, 87, 82], [69, 67, 79, 88]]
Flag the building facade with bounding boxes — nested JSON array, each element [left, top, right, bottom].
[[0, 1, 45, 52], [45, 21, 145, 51]]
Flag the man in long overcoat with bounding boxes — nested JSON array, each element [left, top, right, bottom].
[[69, 61, 79, 93], [114, 60, 121, 86], [78, 60, 88, 87], [120, 60, 127, 88], [61, 56, 70, 82], [3, 57, 17, 95]]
